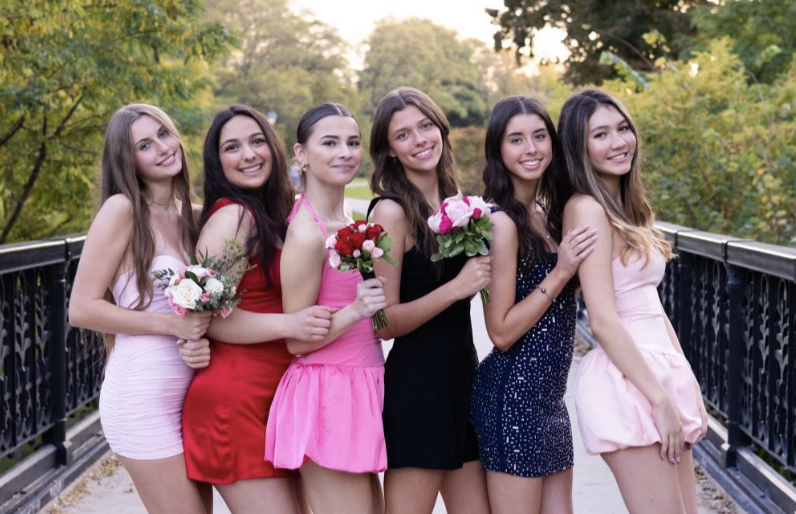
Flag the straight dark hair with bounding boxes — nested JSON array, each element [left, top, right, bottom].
[[200, 105, 295, 285], [483, 96, 563, 265], [369, 87, 459, 255]]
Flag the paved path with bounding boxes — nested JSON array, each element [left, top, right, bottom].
[[40, 195, 740, 513]]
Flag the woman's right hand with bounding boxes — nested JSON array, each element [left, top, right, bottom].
[[450, 256, 491, 300], [653, 398, 685, 464], [555, 224, 597, 279], [167, 311, 213, 341], [354, 277, 387, 320], [289, 305, 336, 341]]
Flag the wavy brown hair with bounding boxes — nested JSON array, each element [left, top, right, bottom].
[[369, 87, 459, 255], [557, 89, 672, 263], [483, 96, 562, 266], [200, 105, 294, 286]]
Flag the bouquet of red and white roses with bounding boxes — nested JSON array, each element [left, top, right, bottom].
[[325, 220, 397, 330], [152, 239, 251, 319], [427, 193, 494, 303]]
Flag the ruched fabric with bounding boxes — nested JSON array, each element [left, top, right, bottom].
[[99, 254, 194, 460], [574, 252, 703, 455]]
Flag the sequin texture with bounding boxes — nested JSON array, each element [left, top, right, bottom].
[[471, 253, 578, 477]]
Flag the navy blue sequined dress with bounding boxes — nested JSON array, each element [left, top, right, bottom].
[[471, 254, 578, 477]]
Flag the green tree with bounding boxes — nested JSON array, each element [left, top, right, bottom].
[[487, 0, 707, 85], [205, 0, 358, 149], [693, 0, 796, 83], [359, 18, 487, 127], [0, 0, 231, 244]]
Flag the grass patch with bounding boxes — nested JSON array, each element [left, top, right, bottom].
[[344, 186, 375, 201], [352, 211, 366, 221]]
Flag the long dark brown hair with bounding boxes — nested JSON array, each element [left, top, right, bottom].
[[200, 105, 295, 285], [369, 87, 459, 255], [557, 89, 672, 263], [101, 103, 198, 310], [483, 96, 563, 266]]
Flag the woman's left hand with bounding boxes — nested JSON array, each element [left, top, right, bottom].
[[178, 337, 212, 369]]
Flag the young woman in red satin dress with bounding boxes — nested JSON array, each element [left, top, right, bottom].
[[180, 105, 335, 513]]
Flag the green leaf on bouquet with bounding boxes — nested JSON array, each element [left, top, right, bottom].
[[430, 252, 444, 262], [382, 253, 398, 266], [478, 240, 489, 255], [185, 271, 200, 283], [464, 240, 479, 256], [449, 243, 465, 257]]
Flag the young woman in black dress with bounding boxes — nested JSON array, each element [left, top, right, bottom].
[[469, 96, 596, 514], [368, 87, 491, 514]]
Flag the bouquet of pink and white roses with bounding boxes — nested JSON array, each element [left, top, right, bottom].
[[427, 193, 494, 303], [152, 239, 252, 319]]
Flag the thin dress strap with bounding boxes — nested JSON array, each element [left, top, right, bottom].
[[290, 193, 329, 240]]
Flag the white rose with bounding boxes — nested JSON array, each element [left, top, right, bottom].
[[328, 252, 341, 269], [427, 211, 443, 232], [446, 199, 473, 228], [467, 196, 491, 218], [371, 247, 384, 259], [185, 265, 210, 278], [171, 278, 203, 310], [205, 277, 224, 295], [325, 234, 338, 249], [362, 240, 375, 252]]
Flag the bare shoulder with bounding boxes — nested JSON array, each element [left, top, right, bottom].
[[489, 210, 518, 236], [372, 198, 407, 225], [564, 194, 607, 221], [92, 194, 134, 233], [201, 203, 251, 241], [284, 213, 325, 253]]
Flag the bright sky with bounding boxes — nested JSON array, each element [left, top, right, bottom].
[[293, 0, 567, 70]]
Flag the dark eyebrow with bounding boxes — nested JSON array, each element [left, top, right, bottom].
[[319, 135, 341, 140], [135, 125, 165, 145], [506, 131, 524, 138], [589, 125, 609, 133], [220, 137, 240, 146]]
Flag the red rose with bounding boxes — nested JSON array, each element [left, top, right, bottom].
[[335, 237, 354, 256], [348, 231, 366, 249], [338, 226, 354, 237], [353, 220, 367, 230], [366, 224, 383, 240]]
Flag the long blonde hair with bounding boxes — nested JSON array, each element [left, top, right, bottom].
[[100, 103, 198, 309], [557, 89, 672, 263]]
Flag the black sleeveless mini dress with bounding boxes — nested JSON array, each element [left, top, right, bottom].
[[369, 196, 480, 469]]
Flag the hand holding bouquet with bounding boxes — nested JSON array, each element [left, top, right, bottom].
[[325, 220, 397, 330], [427, 193, 494, 303], [152, 239, 252, 321]]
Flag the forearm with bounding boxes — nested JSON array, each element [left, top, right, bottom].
[[663, 315, 685, 357], [375, 281, 459, 340], [490, 267, 571, 351], [207, 308, 291, 344], [69, 299, 172, 337], [592, 317, 671, 408], [286, 304, 361, 355]]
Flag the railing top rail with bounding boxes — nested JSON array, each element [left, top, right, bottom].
[[0, 239, 66, 274], [726, 241, 796, 281]]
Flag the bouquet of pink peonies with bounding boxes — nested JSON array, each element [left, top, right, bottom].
[[152, 239, 252, 319], [427, 193, 494, 303]]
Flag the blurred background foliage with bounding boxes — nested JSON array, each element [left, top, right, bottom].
[[0, 0, 793, 246]]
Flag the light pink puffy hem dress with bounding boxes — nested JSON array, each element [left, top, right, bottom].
[[574, 252, 703, 455], [98, 255, 194, 460], [265, 195, 387, 473]]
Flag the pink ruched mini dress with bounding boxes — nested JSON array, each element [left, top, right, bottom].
[[265, 194, 387, 473], [574, 250, 703, 455], [99, 255, 195, 460]]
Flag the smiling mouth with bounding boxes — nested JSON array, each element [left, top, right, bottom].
[[520, 159, 542, 168], [608, 153, 628, 161], [158, 153, 177, 166], [413, 146, 434, 159], [240, 163, 263, 174]]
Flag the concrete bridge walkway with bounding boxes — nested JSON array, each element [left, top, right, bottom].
[[41, 193, 741, 513]]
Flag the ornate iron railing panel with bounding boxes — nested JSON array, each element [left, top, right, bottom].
[[0, 236, 102, 462]]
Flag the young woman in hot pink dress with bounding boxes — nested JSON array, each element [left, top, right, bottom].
[[558, 89, 709, 514], [265, 103, 387, 514], [69, 104, 214, 513]]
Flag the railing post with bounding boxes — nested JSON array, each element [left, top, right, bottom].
[[722, 263, 747, 468], [45, 261, 68, 465]]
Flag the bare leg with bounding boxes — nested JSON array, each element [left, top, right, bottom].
[[440, 461, 491, 514], [371, 473, 385, 514], [215, 477, 297, 514], [676, 449, 699, 514], [484, 470, 542, 514], [294, 475, 312, 514], [119, 454, 207, 514], [602, 444, 686, 514], [197, 482, 214, 514], [384, 467, 444, 514], [300, 459, 375, 514], [539, 468, 573, 514]]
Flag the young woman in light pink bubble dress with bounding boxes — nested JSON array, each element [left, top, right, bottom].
[[557, 90, 709, 514]]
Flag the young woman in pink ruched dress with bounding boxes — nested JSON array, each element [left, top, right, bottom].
[[265, 103, 387, 514], [557, 89, 709, 514], [69, 104, 214, 513]]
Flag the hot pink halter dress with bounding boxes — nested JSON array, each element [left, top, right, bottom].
[[574, 251, 703, 455], [264, 194, 387, 473]]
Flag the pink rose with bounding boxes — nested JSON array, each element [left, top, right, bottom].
[[200, 292, 210, 302], [325, 234, 338, 249], [353, 249, 361, 258], [466, 196, 491, 219], [362, 240, 375, 252], [219, 307, 233, 318], [445, 198, 473, 229], [439, 215, 453, 234], [329, 252, 341, 269], [173, 305, 187, 316], [371, 247, 384, 259]]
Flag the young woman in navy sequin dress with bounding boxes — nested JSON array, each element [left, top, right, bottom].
[[470, 96, 597, 514]]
